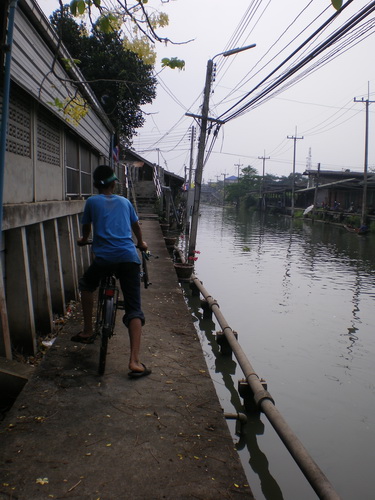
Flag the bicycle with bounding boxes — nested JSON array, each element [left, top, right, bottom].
[[79, 242, 152, 375], [96, 250, 151, 375]]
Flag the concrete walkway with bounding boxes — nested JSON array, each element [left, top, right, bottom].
[[0, 219, 254, 500]]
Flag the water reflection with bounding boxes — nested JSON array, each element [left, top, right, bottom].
[[185, 205, 375, 500], [183, 283, 284, 500]]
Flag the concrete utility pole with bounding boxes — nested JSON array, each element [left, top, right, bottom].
[[258, 151, 270, 211], [185, 126, 196, 234], [221, 172, 227, 204], [234, 159, 243, 182], [354, 84, 374, 226], [313, 162, 321, 218], [186, 43, 256, 260], [287, 128, 304, 217], [186, 58, 215, 259]]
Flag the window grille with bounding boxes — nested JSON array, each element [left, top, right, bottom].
[[37, 110, 60, 166], [3, 92, 31, 157]]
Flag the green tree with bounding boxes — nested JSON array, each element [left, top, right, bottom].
[[67, 0, 186, 68], [51, 7, 157, 140], [225, 166, 260, 206]]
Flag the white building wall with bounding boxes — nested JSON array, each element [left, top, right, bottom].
[[0, 0, 115, 360]]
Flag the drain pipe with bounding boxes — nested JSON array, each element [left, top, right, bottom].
[[191, 275, 341, 500], [0, 0, 18, 248]]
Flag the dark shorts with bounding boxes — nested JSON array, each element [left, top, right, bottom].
[[79, 260, 145, 328]]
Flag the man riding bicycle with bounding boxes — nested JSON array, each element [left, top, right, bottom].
[[72, 164, 151, 378]]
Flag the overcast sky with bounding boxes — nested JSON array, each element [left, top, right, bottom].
[[36, 0, 375, 181]]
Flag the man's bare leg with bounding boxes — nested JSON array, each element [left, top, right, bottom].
[[128, 318, 147, 373]]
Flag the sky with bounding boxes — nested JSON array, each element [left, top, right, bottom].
[[36, 0, 375, 182]]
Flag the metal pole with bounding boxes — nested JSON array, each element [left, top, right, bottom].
[[191, 275, 341, 500], [0, 0, 18, 249], [188, 59, 213, 260]]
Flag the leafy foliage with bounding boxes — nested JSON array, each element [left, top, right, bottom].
[[331, 0, 343, 10], [69, 0, 176, 59], [225, 166, 260, 205], [48, 95, 89, 126], [161, 57, 185, 70], [50, 6, 157, 139]]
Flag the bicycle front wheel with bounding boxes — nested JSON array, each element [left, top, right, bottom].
[[98, 297, 114, 375]]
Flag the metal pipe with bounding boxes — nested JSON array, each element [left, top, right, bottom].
[[191, 275, 341, 500], [0, 0, 18, 249], [224, 412, 247, 424]]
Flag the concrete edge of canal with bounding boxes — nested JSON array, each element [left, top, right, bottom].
[[0, 219, 255, 500]]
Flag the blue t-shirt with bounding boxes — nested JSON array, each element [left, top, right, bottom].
[[81, 194, 140, 264]]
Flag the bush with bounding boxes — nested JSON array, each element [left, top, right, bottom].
[[345, 215, 361, 226]]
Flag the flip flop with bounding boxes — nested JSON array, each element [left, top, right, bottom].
[[128, 363, 152, 379], [70, 333, 96, 344]]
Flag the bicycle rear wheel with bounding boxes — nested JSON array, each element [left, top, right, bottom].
[[98, 297, 115, 375]]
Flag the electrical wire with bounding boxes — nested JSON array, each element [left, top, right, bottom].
[[135, 1, 374, 177], [218, 1, 375, 123], [216, 0, 324, 106], [216, 0, 356, 120]]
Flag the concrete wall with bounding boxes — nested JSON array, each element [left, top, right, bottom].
[[0, 207, 90, 357], [0, 0, 113, 360]]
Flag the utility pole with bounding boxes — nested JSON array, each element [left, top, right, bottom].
[[354, 84, 374, 226], [185, 43, 256, 260], [185, 125, 195, 234], [313, 162, 321, 219], [258, 151, 270, 211], [287, 128, 304, 217], [186, 58, 215, 259], [234, 159, 243, 182], [221, 172, 227, 204]]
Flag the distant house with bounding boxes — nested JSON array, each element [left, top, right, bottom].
[[225, 175, 238, 184], [298, 169, 375, 214], [123, 149, 184, 221], [0, 0, 115, 361]]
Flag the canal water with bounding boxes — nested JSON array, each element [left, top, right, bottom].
[[183, 204, 375, 500]]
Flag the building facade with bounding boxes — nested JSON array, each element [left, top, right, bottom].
[[0, 0, 115, 360]]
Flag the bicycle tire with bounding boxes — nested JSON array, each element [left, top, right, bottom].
[[98, 297, 114, 375], [95, 286, 105, 337], [141, 251, 150, 288]]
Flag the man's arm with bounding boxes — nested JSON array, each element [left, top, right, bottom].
[[77, 223, 92, 246], [132, 221, 147, 251]]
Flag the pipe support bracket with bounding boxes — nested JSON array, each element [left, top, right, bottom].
[[254, 389, 275, 409]]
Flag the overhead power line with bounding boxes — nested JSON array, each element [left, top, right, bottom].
[[218, 0, 375, 123]]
